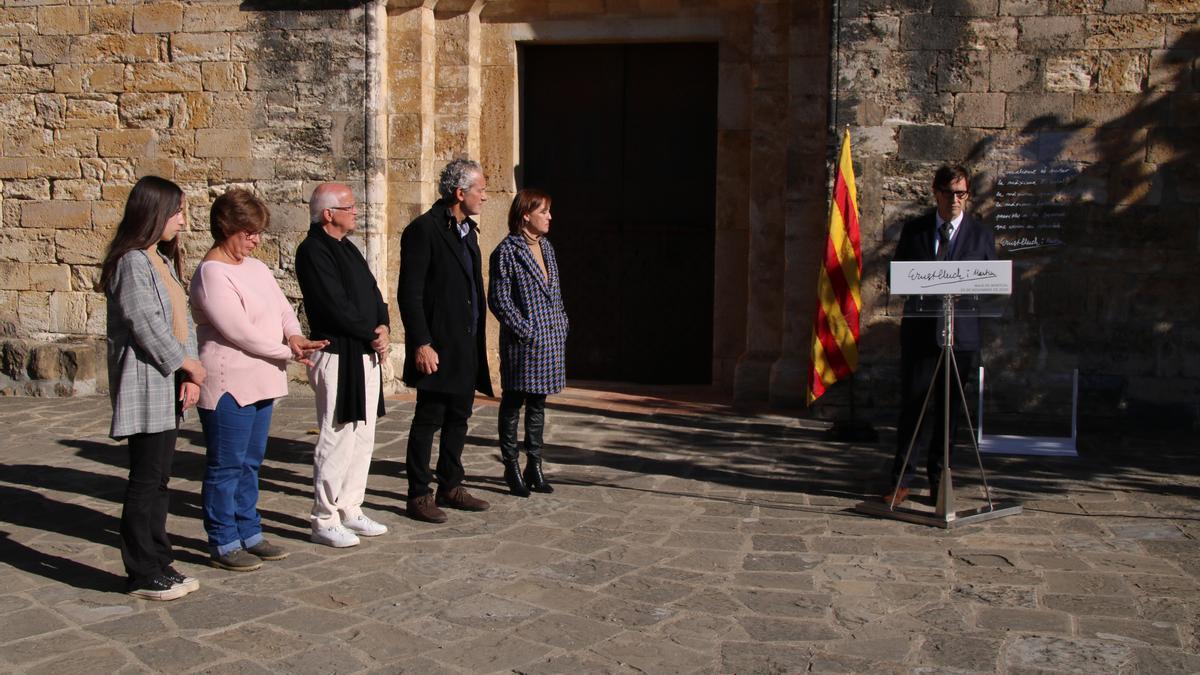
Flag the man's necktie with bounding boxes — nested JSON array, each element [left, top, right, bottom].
[[936, 222, 952, 260]]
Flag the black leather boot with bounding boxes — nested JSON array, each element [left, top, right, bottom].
[[499, 394, 529, 497], [504, 459, 530, 497], [523, 456, 553, 493], [522, 397, 553, 493]]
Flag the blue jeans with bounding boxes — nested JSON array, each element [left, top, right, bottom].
[[199, 393, 273, 556]]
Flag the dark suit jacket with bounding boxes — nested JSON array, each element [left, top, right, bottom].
[[398, 200, 493, 396], [893, 211, 997, 354]]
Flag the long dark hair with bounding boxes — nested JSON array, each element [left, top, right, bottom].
[[507, 188, 551, 234], [98, 176, 185, 292]]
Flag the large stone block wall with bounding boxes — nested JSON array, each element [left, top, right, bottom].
[[0, 2, 370, 390], [837, 0, 1199, 426]]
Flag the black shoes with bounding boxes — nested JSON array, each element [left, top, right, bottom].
[[523, 456, 554, 494], [128, 574, 189, 601], [504, 458, 531, 497]]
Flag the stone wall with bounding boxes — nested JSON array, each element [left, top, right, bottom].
[[838, 0, 1199, 426], [0, 2, 370, 392]]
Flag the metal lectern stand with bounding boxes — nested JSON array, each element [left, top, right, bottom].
[[855, 261, 1022, 528]]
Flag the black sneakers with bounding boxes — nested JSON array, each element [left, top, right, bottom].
[[163, 566, 200, 594], [127, 574, 189, 601]]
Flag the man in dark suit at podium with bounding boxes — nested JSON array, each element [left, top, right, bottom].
[[886, 165, 997, 505]]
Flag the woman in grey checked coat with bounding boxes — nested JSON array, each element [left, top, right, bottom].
[[488, 188, 569, 497], [99, 176, 207, 601]]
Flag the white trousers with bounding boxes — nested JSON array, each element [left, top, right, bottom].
[[308, 351, 380, 530]]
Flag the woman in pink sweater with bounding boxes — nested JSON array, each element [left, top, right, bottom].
[[190, 189, 327, 572]]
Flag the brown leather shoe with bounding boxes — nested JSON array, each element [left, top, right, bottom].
[[436, 486, 491, 512], [882, 487, 910, 506], [406, 494, 447, 523]]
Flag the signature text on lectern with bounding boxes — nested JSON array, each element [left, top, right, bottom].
[[907, 266, 999, 289]]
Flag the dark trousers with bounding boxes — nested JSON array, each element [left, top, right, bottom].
[[121, 430, 177, 585], [892, 348, 978, 490], [406, 389, 476, 498], [498, 390, 547, 462]]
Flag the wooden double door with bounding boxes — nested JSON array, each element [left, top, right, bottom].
[[521, 43, 717, 384]]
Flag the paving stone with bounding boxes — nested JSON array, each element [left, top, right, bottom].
[[751, 534, 810, 551], [730, 571, 817, 590], [1042, 593, 1139, 617], [0, 608, 68, 643], [671, 587, 744, 615], [359, 591, 448, 625], [130, 636, 225, 671], [738, 616, 843, 642], [590, 632, 716, 673], [1005, 635, 1136, 671], [289, 571, 408, 610], [263, 606, 367, 635], [879, 582, 944, 604], [658, 613, 742, 650], [533, 557, 635, 586], [434, 632, 553, 672], [201, 623, 312, 661], [436, 592, 545, 629], [0, 595, 33, 614], [734, 589, 831, 618], [0, 630, 102, 665], [976, 606, 1072, 633], [24, 645, 130, 675], [337, 621, 438, 664], [165, 592, 289, 630], [269, 643, 369, 675], [491, 579, 598, 613], [511, 611, 622, 649], [743, 552, 824, 572], [721, 641, 811, 674], [398, 615, 485, 645], [85, 611, 170, 644], [1131, 646, 1200, 674], [1124, 573, 1200, 596], [1021, 550, 1091, 570], [919, 633, 1002, 671], [582, 596, 675, 628], [1077, 616, 1183, 647], [601, 574, 693, 604], [950, 583, 1037, 607], [1043, 570, 1133, 595], [192, 659, 276, 675]]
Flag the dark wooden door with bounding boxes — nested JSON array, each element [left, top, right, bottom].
[[521, 43, 717, 384]]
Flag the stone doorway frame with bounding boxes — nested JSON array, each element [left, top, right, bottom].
[[382, 0, 832, 404]]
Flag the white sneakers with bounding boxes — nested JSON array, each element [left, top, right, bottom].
[[311, 516, 388, 548], [342, 514, 388, 537], [310, 524, 360, 548]]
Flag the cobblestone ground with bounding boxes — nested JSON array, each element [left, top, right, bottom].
[[1, 389, 1198, 674]]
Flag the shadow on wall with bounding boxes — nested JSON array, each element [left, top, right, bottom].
[[964, 28, 1200, 430]]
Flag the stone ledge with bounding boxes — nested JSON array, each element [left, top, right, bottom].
[[0, 337, 101, 397]]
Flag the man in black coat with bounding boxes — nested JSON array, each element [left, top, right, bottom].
[[398, 158, 494, 523], [887, 165, 997, 505]]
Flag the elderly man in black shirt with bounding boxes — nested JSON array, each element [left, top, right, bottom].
[[296, 182, 391, 547]]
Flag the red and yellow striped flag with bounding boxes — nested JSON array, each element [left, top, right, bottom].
[[808, 129, 862, 405]]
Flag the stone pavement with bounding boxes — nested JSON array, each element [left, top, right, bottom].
[[1, 387, 1198, 674]]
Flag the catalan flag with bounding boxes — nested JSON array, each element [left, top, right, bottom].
[[808, 129, 862, 405]]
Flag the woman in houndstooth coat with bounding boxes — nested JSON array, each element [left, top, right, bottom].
[[488, 189, 569, 497]]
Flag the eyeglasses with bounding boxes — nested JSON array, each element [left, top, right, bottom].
[[328, 205, 357, 212], [937, 189, 970, 200]]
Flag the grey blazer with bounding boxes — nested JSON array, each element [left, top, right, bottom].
[[106, 249, 198, 439]]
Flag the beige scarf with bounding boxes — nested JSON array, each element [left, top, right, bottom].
[[146, 249, 188, 347]]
